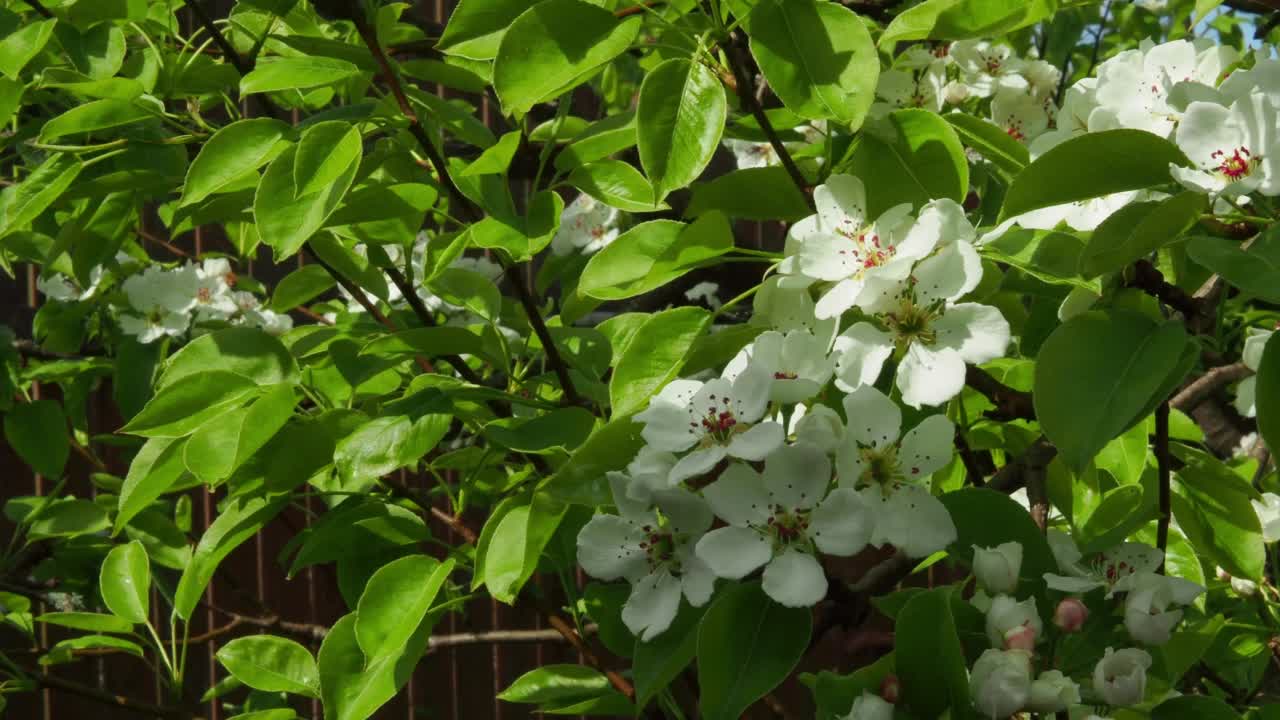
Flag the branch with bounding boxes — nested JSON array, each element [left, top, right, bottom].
[[1170, 362, 1253, 413], [12, 339, 105, 360], [954, 432, 987, 487], [724, 30, 811, 205], [27, 669, 192, 718], [381, 265, 489, 385], [1128, 260, 1202, 323], [347, 5, 583, 406], [988, 437, 1058, 494], [1155, 401, 1172, 574], [965, 366, 1036, 421], [182, 0, 290, 123], [20, 0, 52, 18]]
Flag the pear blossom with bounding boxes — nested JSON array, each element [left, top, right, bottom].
[[1029, 79, 1099, 157], [1053, 597, 1089, 632], [841, 692, 894, 720], [550, 193, 620, 256], [1234, 327, 1274, 418], [576, 478, 715, 640], [723, 138, 779, 169], [791, 403, 844, 454], [985, 595, 1042, 651], [1092, 39, 1236, 138], [991, 89, 1051, 144], [191, 258, 238, 320], [37, 268, 107, 302], [751, 276, 839, 348], [874, 62, 946, 113], [1093, 647, 1151, 707], [1021, 59, 1063, 100], [723, 329, 834, 403], [1171, 94, 1280, 197], [1252, 492, 1280, 543], [1027, 670, 1080, 713], [973, 541, 1022, 595], [248, 307, 293, 335], [695, 444, 872, 607], [120, 265, 198, 343], [1044, 531, 1164, 596], [969, 648, 1032, 719], [835, 386, 958, 557], [633, 369, 782, 484], [950, 41, 1027, 98], [1122, 572, 1205, 645], [684, 281, 721, 310]]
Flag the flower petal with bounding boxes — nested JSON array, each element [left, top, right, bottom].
[[702, 462, 771, 527], [897, 341, 967, 408], [669, 446, 727, 484], [727, 421, 785, 462], [763, 442, 832, 511], [841, 385, 902, 449], [898, 414, 957, 481], [577, 515, 648, 580], [696, 526, 773, 579], [761, 549, 828, 607], [832, 322, 894, 392], [622, 570, 683, 641], [810, 488, 872, 555], [933, 303, 1011, 365]]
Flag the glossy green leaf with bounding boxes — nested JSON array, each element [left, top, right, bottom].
[[355, 556, 453, 665], [181, 118, 289, 207], [174, 493, 288, 620], [609, 306, 711, 418], [335, 414, 450, 488], [940, 488, 1057, 596], [436, 0, 532, 60], [183, 384, 297, 484], [0, 18, 55, 78], [698, 582, 811, 720], [568, 160, 662, 212], [484, 407, 596, 454], [158, 327, 300, 389], [1152, 695, 1241, 720], [747, 0, 878, 127], [945, 112, 1029, 178], [895, 588, 970, 718], [880, 0, 1057, 47], [319, 611, 434, 720], [686, 166, 811, 222], [116, 436, 188, 534], [579, 214, 733, 301], [633, 602, 706, 709], [1077, 484, 1149, 553], [240, 57, 360, 95], [40, 98, 151, 141], [27, 498, 110, 540], [1173, 450, 1265, 581], [3, 400, 68, 478], [294, 121, 362, 198], [841, 109, 968, 216], [45, 635, 144, 662], [1, 153, 82, 234], [1079, 192, 1205, 278], [636, 58, 726, 199], [120, 370, 260, 437], [1186, 229, 1280, 302], [99, 541, 149, 624], [217, 635, 320, 698], [270, 265, 336, 311], [538, 417, 646, 505], [554, 112, 638, 172], [498, 665, 608, 704], [37, 611, 133, 633], [255, 142, 361, 261]]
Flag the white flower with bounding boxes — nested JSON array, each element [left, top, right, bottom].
[[1234, 327, 1273, 418], [37, 274, 82, 302], [1044, 531, 1165, 596], [1092, 39, 1231, 138], [551, 193, 620, 256], [615, 445, 678, 507], [792, 403, 844, 454], [784, 174, 928, 320], [951, 41, 1027, 98], [724, 138, 779, 169], [231, 290, 260, 313], [973, 542, 1023, 595], [875, 62, 946, 112], [634, 370, 782, 484], [1029, 79, 1099, 157], [1123, 572, 1205, 646], [191, 258, 238, 320], [1093, 647, 1151, 707], [1171, 93, 1280, 197], [1027, 670, 1080, 713], [120, 265, 197, 343], [249, 308, 293, 335], [723, 329, 834, 404], [991, 89, 1050, 144], [1021, 59, 1062, 100], [943, 80, 970, 105], [696, 444, 872, 607], [1252, 492, 1280, 543], [751, 276, 839, 348], [969, 648, 1032, 719], [1231, 575, 1259, 596], [841, 692, 894, 720], [985, 595, 1042, 651], [577, 479, 715, 640], [684, 281, 721, 310]]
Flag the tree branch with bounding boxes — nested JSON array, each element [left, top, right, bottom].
[[1155, 401, 1172, 574], [26, 669, 193, 718], [182, 0, 290, 123], [1128, 260, 1202, 323], [965, 366, 1036, 420], [1170, 362, 1253, 413], [20, 0, 52, 18]]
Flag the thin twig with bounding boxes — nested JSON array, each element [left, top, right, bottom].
[[19, 0, 52, 18], [381, 265, 488, 385], [1155, 401, 1172, 575], [954, 432, 987, 487], [1170, 362, 1253, 413], [27, 669, 193, 718]]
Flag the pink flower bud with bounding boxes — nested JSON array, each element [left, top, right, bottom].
[[879, 674, 900, 704], [1053, 598, 1088, 633], [1003, 624, 1038, 652]]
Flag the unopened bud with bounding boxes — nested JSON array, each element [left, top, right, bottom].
[[1003, 624, 1038, 652], [1053, 598, 1088, 633], [879, 674, 900, 704]]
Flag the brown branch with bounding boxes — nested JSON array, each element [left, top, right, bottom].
[[1128, 260, 1202, 323], [1170, 362, 1253, 413], [537, 602, 635, 699], [136, 228, 190, 258], [965, 366, 1036, 421], [988, 437, 1058, 494], [1155, 401, 1172, 574], [27, 669, 192, 718], [182, 0, 290, 123], [954, 432, 987, 487], [381, 265, 488, 386], [20, 0, 52, 18], [12, 339, 105, 360], [615, 1, 661, 16]]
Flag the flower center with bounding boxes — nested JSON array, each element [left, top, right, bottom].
[[835, 227, 896, 270], [984, 57, 1002, 74], [884, 298, 939, 345], [1005, 121, 1026, 142], [197, 287, 212, 302], [773, 371, 798, 380], [766, 509, 811, 545], [638, 525, 677, 569], [860, 445, 902, 486], [692, 395, 741, 444], [1212, 146, 1255, 180]]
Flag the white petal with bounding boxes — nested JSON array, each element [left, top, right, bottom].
[[695, 526, 772, 579], [1175, 100, 1242, 170], [832, 322, 894, 392], [729, 366, 773, 423], [809, 488, 872, 555], [1044, 574, 1105, 594], [913, 240, 984, 305], [637, 404, 700, 452], [654, 488, 714, 535], [669, 446, 727, 484], [1235, 376, 1257, 418], [761, 549, 828, 607], [897, 342, 967, 408], [933, 303, 1011, 364], [841, 385, 902, 449], [898, 415, 957, 481], [763, 442, 832, 511], [622, 570, 683, 641], [702, 462, 771, 527], [815, 174, 868, 230], [577, 515, 648, 580], [678, 552, 717, 606], [609, 472, 652, 524], [870, 486, 957, 558], [793, 404, 845, 454], [814, 277, 865, 319], [727, 422, 785, 461]]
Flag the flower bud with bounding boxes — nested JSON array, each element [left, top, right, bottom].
[[973, 542, 1023, 594], [1122, 573, 1203, 646], [944, 80, 970, 105], [879, 674, 900, 704], [985, 595, 1042, 650], [1053, 598, 1088, 633], [1093, 647, 1151, 707], [969, 649, 1032, 719], [1027, 669, 1081, 713], [843, 691, 894, 720], [1232, 576, 1258, 596]]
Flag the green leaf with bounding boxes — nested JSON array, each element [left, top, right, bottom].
[[1173, 450, 1265, 581], [493, 0, 642, 115], [37, 612, 134, 634], [609, 306, 711, 417], [1152, 695, 1241, 720], [216, 635, 320, 698], [158, 327, 299, 389], [499, 665, 609, 704], [554, 112, 638, 172], [294, 121, 363, 198], [1258, 333, 1280, 460], [356, 556, 453, 665], [568, 160, 663, 212], [940, 488, 1058, 596], [318, 612, 433, 720], [979, 228, 1092, 290], [240, 57, 360, 95], [1079, 192, 1206, 278], [270, 265, 336, 312], [1001, 129, 1189, 220], [841, 109, 968, 216], [99, 541, 149, 624], [480, 493, 568, 603], [633, 602, 706, 709], [0, 153, 82, 234], [27, 498, 109, 540], [880, 0, 1057, 47], [427, 267, 501, 321], [120, 370, 260, 437], [1034, 310, 1190, 471], [288, 501, 428, 576], [0, 18, 55, 78], [39, 98, 152, 141], [0, 76, 25, 127], [255, 142, 361, 261], [484, 407, 596, 454], [335, 415, 450, 487], [116, 436, 188, 534], [183, 384, 297, 484], [747, 0, 878, 128], [580, 214, 733, 301], [1078, 484, 1149, 553], [945, 112, 1029, 179], [180, 118, 289, 208], [894, 588, 970, 718], [462, 131, 522, 177], [686, 166, 811, 222], [3, 400, 68, 478], [1186, 229, 1280, 302], [45, 635, 144, 662], [698, 582, 811, 720], [174, 493, 288, 620], [468, 190, 563, 261], [437, 0, 533, 60], [636, 58, 726, 199], [538, 417, 646, 505], [1191, 0, 1223, 24], [362, 326, 488, 361]]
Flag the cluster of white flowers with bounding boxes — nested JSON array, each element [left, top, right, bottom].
[[338, 232, 504, 319], [117, 258, 291, 344], [722, 122, 826, 170], [576, 173, 1011, 638], [550, 193, 621, 256]]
